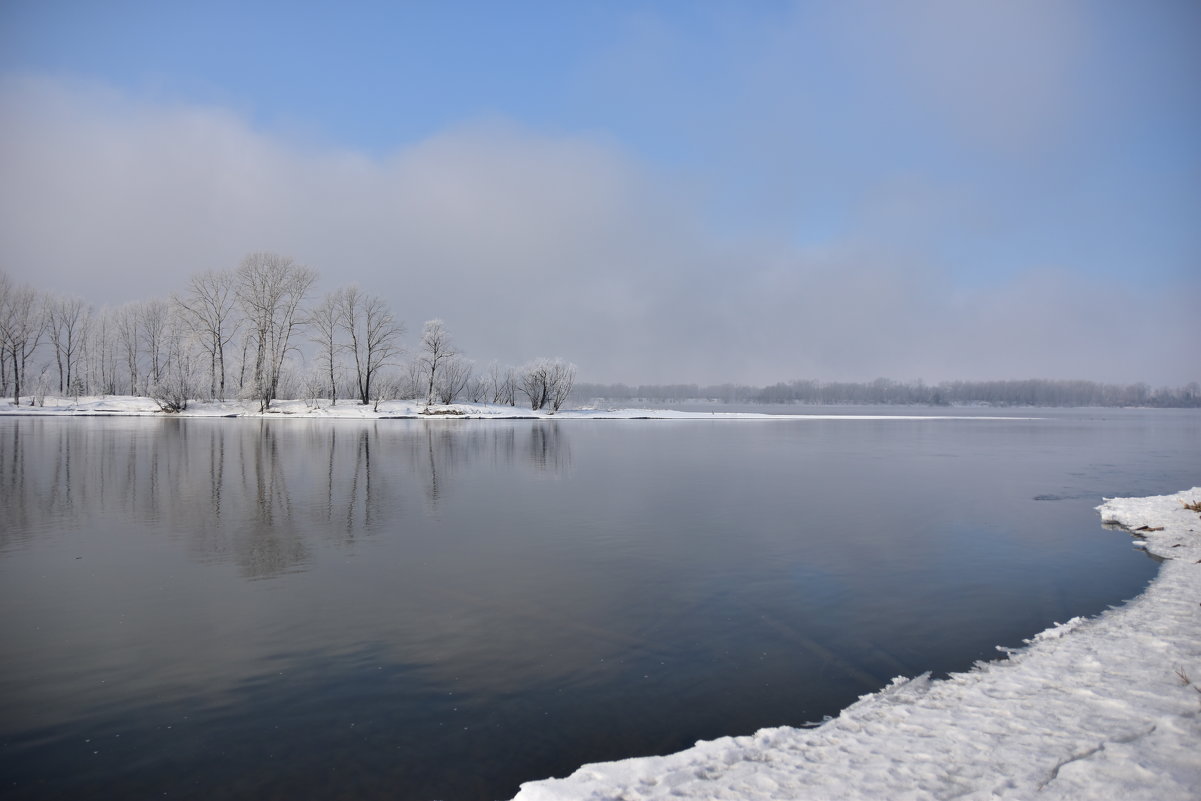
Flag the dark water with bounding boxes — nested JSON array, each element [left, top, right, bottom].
[[0, 410, 1197, 801]]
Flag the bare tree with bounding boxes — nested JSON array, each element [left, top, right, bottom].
[[235, 252, 317, 410], [519, 358, 577, 413], [466, 373, 488, 403], [435, 356, 472, 404], [173, 269, 239, 399], [114, 302, 141, 395], [86, 308, 120, 396], [370, 371, 402, 412], [307, 288, 345, 405], [547, 359, 577, 412], [519, 359, 550, 411], [45, 294, 90, 394], [399, 358, 425, 400], [487, 361, 517, 406], [418, 319, 457, 406], [0, 273, 46, 405], [140, 298, 171, 390], [235, 329, 253, 396], [151, 313, 201, 412], [338, 285, 405, 405]]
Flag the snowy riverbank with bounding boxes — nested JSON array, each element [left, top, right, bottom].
[[0, 395, 1033, 421], [512, 488, 1201, 801]]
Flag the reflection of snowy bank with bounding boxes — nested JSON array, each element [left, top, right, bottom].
[[514, 489, 1201, 801]]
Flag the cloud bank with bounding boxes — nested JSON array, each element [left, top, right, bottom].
[[1, 74, 1196, 386]]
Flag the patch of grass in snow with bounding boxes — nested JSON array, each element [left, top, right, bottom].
[[1181, 499, 1201, 513], [1173, 667, 1201, 711]]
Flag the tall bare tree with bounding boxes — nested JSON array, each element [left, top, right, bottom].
[[235, 252, 317, 410], [487, 361, 517, 406], [547, 359, 577, 413], [114, 302, 141, 395], [174, 270, 240, 399], [0, 273, 46, 406], [417, 319, 457, 406], [85, 307, 120, 396], [338, 286, 405, 405], [140, 298, 171, 390], [307, 287, 345, 405], [45, 294, 90, 394]]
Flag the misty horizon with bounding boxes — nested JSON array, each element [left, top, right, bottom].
[[7, 262, 1200, 405]]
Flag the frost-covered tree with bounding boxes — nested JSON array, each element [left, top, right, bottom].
[[418, 319, 457, 406], [398, 358, 425, 400], [0, 273, 46, 405], [151, 313, 201, 412], [46, 294, 90, 394], [434, 356, 472, 404], [338, 285, 405, 405], [547, 359, 577, 413], [114, 302, 141, 395], [370, 371, 402, 412], [519, 358, 576, 413], [174, 269, 239, 400], [84, 307, 121, 396], [519, 360, 550, 411], [140, 298, 171, 391], [466, 373, 488, 403], [235, 252, 316, 411], [486, 361, 517, 406], [307, 288, 345, 405]]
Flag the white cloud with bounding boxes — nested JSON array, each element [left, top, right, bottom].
[[1, 74, 1196, 386]]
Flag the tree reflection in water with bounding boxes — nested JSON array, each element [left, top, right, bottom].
[[0, 417, 571, 578]]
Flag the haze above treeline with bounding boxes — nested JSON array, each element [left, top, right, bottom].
[[3, 259, 1197, 411]]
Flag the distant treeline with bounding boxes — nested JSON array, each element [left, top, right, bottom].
[[573, 378, 1201, 408]]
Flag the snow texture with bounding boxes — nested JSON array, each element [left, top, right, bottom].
[[511, 488, 1201, 801], [0, 395, 1030, 421]]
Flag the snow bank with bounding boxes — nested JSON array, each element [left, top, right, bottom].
[[512, 488, 1201, 801], [0, 395, 1031, 421]]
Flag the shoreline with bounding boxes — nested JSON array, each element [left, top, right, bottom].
[[0, 395, 1038, 421], [511, 488, 1201, 800]]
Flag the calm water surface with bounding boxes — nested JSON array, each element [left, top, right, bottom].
[[1, 410, 1198, 800]]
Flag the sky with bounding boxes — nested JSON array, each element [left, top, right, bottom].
[[1, 0, 1198, 386]]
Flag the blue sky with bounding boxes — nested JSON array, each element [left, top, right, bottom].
[[1, 0, 1198, 384]]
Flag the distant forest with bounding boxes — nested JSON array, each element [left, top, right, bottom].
[[573, 378, 1201, 408]]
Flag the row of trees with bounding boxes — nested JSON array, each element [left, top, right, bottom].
[[574, 377, 1201, 408], [0, 254, 577, 412]]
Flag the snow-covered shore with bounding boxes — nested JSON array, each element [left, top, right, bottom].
[[512, 488, 1201, 801], [0, 395, 1032, 421]]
